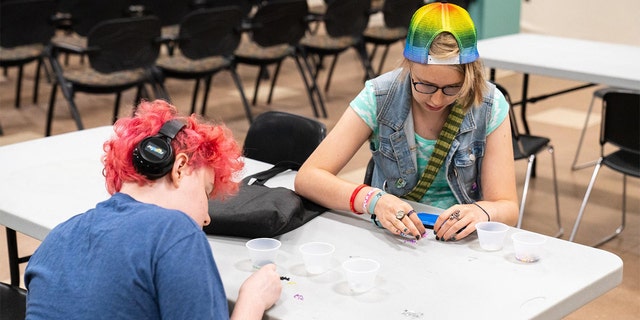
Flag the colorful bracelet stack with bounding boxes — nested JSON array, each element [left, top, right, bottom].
[[362, 188, 380, 214]]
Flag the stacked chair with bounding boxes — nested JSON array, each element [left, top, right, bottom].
[[0, 0, 57, 108], [363, 0, 423, 75], [569, 91, 640, 246], [299, 0, 376, 94], [46, 16, 166, 135], [234, 0, 327, 118], [155, 6, 253, 121]]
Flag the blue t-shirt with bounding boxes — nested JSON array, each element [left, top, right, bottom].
[[25, 193, 229, 319]]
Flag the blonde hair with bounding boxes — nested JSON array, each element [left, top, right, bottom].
[[399, 32, 487, 112]]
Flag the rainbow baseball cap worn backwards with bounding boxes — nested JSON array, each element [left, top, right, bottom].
[[403, 2, 479, 65]]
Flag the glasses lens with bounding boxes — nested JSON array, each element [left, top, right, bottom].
[[442, 85, 462, 96], [414, 82, 438, 94]]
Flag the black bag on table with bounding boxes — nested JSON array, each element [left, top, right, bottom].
[[204, 162, 328, 238]]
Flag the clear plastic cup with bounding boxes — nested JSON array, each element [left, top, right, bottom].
[[512, 232, 546, 263], [246, 238, 281, 268], [476, 221, 509, 251], [299, 242, 335, 274], [342, 258, 380, 293]]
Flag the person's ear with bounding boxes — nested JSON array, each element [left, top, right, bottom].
[[170, 153, 189, 188]]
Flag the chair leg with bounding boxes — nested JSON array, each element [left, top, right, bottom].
[[45, 81, 58, 136], [324, 55, 339, 93], [251, 66, 264, 106], [292, 55, 320, 118], [297, 48, 327, 118], [190, 79, 201, 115], [6, 228, 21, 286], [516, 154, 536, 229], [547, 146, 563, 238], [33, 58, 42, 104], [266, 61, 283, 105], [47, 53, 84, 132], [200, 75, 213, 116], [229, 66, 253, 123], [377, 45, 391, 75], [113, 93, 122, 124], [571, 95, 599, 170], [570, 159, 608, 245], [15, 65, 24, 108], [354, 41, 377, 80]]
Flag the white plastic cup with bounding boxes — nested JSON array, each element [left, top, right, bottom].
[[299, 242, 335, 274], [512, 232, 546, 263], [476, 221, 509, 251], [342, 258, 380, 293], [246, 238, 281, 268]]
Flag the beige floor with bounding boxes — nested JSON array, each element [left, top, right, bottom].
[[1, 42, 638, 319]]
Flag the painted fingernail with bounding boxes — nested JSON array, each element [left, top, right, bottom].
[[435, 236, 440, 241], [415, 234, 421, 240]]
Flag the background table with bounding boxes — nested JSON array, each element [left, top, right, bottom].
[[0, 126, 623, 319], [477, 33, 640, 134]]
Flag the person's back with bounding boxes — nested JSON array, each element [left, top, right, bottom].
[[25, 193, 228, 319]]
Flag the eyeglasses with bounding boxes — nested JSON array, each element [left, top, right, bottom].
[[411, 80, 462, 96]]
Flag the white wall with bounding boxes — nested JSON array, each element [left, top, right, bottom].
[[520, 0, 640, 46]]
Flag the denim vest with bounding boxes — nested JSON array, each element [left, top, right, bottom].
[[369, 68, 496, 205]]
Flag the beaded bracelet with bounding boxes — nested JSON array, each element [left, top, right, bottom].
[[367, 190, 387, 216], [473, 202, 491, 221], [349, 184, 367, 214], [362, 188, 380, 214]]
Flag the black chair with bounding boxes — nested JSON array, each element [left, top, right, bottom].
[[0, 280, 27, 319], [52, 0, 132, 65], [233, 0, 327, 119], [569, 91, 640, 246], [46, 16, 166, 136], [0, 0, 57, 108], [496, 83, 563, 237], [155, 6, 253, 120], [363, 0, 422, 74], [571, 87, 640, 171], [299, 0, 376, 94], [243, 111, 327, 168]]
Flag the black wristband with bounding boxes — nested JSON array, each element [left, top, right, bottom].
[[473, 202, 490, 221]]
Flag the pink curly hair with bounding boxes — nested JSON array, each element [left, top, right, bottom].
[[102, 99, 243, 199]]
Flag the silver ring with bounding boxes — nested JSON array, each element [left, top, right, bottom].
[[449, 210, 461, 221], [395, 210, 406, 220]]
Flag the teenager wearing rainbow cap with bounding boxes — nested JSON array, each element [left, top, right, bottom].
[[295, 2, 518, 241]]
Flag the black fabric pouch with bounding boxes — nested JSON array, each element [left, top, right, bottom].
[[204, 162, 327, 238]]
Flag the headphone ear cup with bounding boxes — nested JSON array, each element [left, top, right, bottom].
[[132, 136, 175, 180]]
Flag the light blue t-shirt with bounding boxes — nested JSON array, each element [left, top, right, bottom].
[[25, 193, 229, 319], [351, 82, 509, 209]]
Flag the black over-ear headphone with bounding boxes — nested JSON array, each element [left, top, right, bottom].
[[132, 119, 186, 180]]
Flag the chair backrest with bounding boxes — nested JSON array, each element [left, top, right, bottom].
[[86, 16, 161, 73], [381, 0, 423, 29], [0, 282, 27, 319], [57, 0, 132, 37], [248, 0, 309, 47], [601, 91, 640, 154], [324, 0, 371, 38], [198, 0, 253, 18], [492, 82, 521, 140], [0, 0, 57, 48], [243, 111, 327, 168], [177, 6, 244, 60], [129, 0, 196, 27]]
